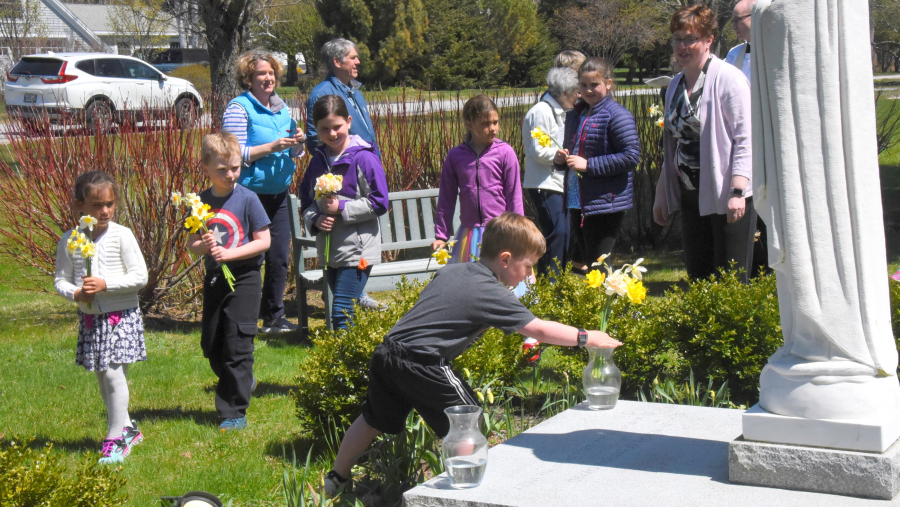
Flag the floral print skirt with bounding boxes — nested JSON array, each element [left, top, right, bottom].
[[76, 307, 146, 372]]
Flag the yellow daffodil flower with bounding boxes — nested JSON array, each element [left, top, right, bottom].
[[80, 242, 97, 258], [66, 236, 78, 255], [625, 277, 647, 304], [585, 269, 606, 289], [432, 248, 451, 266], [476, 391, 485, 403], [184, 215, 203, 234], [446, 238, 457, 249], [79, 215, 98, 231], [531, 127, 543, 139], [486, 387, 494, 405]]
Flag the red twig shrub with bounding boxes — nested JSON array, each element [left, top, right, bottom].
[[0, 105, 218, 313]]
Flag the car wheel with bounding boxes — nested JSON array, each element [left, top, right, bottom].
[[86, 99, 114, 134], [175, 97, 199, 129]]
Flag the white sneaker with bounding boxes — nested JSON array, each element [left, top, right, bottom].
[[323, 470, 349, 497], [358, 293, 387, 311]]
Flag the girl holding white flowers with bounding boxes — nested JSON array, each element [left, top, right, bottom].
[[300, 95, 389, 329], [54, 171, 149, 464]]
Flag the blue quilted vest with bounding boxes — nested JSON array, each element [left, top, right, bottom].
[[230, 92, 296, 195]]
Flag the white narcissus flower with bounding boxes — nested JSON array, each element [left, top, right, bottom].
[[649, 104, 661, 116], [79, 215, 98, 231], [627, 258, 647, 280]]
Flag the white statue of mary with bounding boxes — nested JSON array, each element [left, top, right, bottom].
[[751, 0, 900, 427]]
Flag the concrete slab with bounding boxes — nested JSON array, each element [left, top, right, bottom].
[[403, 401, 900, 507]]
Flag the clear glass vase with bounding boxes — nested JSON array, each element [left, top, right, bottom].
[[441, 405, 489, 489], [582, 347, 621, 410]]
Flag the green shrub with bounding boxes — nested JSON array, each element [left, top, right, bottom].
[[0, 439, 127, 506], [616, 270, 782, 406], [295, 277, 428, 433], [169, 64, 211, 95]]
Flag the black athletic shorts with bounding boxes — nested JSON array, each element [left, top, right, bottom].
[[360, 341, 480, 437]]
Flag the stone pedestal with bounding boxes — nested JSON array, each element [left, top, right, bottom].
[[728, 404, 900, 499], [729, 437, 900, 500]]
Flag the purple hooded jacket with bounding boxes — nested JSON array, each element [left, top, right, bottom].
[[299, 135, 389, 267], [434, 139, 524, 241]]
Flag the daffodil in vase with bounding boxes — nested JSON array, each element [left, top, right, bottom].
[[582, 255, 648, 410]]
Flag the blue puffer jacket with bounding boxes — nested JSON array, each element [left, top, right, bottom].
[[559, 95, 640, 216]]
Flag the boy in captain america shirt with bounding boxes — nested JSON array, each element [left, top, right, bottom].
[[188, 131, 271, 432]]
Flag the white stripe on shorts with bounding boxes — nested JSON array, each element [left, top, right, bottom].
[[442, 365, 478, 406]]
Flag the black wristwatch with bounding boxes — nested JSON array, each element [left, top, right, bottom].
[[576, 327, 588, 348], [730, 187, 745, 197]]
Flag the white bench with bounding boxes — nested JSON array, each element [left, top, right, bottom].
[[288, 188, 460, 337]]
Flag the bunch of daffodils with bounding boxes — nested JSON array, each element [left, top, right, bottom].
[[649, 104, 664, 128], [313, 173, 343, 263], [584, 255, 647, 376], [172, 191, 235, 291], [314, 173, 343, 200], [67, 215, 99, 307], [585, 254, 648, 332]]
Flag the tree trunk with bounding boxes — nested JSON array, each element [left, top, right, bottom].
[[286, 54, 298, 86], [199, 0, 251, 123], [625, 65, 634, 85]]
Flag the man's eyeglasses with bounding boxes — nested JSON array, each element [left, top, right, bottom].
[[732, 14, 751, 25], [671, 37, 702, 47]]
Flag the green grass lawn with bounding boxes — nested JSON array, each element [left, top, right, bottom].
[[0, 260, 313, 506]]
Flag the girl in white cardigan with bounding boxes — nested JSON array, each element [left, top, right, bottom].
[[54, 171, 148, 464]]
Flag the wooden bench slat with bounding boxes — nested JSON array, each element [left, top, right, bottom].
[[406, 198, 422, 242], [392, 202, 407, 243], [421, 197, 435, 238], [379, 212, 393, 244]]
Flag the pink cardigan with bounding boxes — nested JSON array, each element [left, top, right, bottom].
[[656, 56, 752, 217]]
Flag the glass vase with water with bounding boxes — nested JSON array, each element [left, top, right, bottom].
[[582, 346, 621, 409], [441, 405, 488, 488]]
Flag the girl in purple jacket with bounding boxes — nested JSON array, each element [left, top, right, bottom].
[[432, 95, 524, 263], [299, 95, 389, 329]]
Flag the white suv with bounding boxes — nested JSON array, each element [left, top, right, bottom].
[[5, 52, 203, 130]]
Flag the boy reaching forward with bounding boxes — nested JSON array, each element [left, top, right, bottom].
[[324, 212, 621, 495]]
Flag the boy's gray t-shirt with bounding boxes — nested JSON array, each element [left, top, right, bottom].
[[385, 262, 536, 360]]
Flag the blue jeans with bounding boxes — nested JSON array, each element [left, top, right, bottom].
[[528, 188, 568, 276], [326, 266, 372, 329]]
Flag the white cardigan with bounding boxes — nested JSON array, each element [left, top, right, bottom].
[[521, 94, 567, 193], [54, 222, 148, 314]]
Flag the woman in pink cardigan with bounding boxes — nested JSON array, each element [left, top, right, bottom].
[[653, 4, 756, 283]]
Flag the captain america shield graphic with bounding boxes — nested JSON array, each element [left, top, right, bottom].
[[207, 209, 244, 249]]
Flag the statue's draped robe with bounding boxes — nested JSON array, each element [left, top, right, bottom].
[[752, 0, 899, 420]]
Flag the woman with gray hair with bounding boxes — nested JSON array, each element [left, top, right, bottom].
[[521, 67, 579, 277], [222, 49, 306, 333]]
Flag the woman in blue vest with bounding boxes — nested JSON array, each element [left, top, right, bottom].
[[223, 50, 306, 333]]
